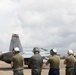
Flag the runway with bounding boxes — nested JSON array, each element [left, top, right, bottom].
[[0, 59, 65, 75]]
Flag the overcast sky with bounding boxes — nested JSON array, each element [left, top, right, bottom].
[[0, 0, 76, 54]]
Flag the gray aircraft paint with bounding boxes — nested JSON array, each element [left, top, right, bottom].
[[9, 34, 23, 53]]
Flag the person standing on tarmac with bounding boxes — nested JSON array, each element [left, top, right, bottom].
[[64, 49, 75, 75], [46, 48, 60, 75], [11, 47, 24, 75], [28, 47, 43, 75], [74, 59, 76, 75]]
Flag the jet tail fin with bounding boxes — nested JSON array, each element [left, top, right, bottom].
[[9, 34, 23, 53]]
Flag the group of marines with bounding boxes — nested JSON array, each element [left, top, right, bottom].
[[10, 47, 76, 75], [46, 49, 76, 75]]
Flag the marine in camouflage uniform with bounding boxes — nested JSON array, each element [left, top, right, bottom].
[[11, 47, 24, 75], [46, 49, 60, 75], [28, 47, 43, 75], [64, 50, 75, 75], [74, 60, 76, 75]]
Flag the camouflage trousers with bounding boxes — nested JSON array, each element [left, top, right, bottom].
[[13, 69, 24, 75], [74, 68, 76, 75], [32, 68, 42, 75], [66, 67, 74, 75]]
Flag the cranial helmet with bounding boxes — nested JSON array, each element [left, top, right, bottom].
[[14, 47, 20, 52], [33, 47, 40, 53], [50, 48, 57, 54], [68, 49, 74, 55]]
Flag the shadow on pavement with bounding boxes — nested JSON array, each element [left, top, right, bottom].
[[0, 67, 12, 71]]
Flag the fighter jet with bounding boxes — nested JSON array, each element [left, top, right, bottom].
[[0, 34, 50, 68]]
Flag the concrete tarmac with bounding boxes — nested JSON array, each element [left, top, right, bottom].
[[0, 59, 65, 75]]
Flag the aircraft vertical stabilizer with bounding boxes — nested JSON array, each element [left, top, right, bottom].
[[9, 34, 23, 53]]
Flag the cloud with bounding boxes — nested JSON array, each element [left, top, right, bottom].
[[0, 0, 76, 54]]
